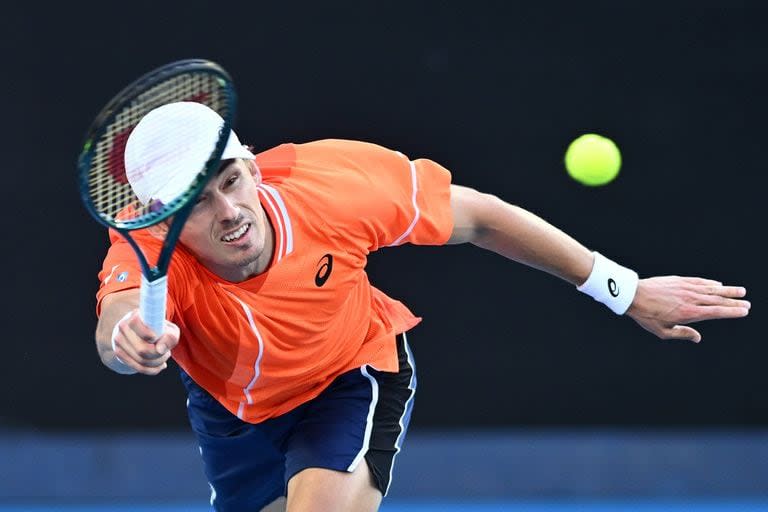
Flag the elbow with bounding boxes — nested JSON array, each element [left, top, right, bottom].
[[95, 333, 111, 367], [448, 186, 502, 245], [466, 192, 505, 246], [94, 320, 116, 368]]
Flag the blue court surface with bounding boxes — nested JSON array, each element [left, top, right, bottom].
[[6, 433, 768, 511], [3, 501, 768, 511]]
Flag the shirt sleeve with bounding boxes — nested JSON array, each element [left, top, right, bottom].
[[294, 139, 454, 251], [381, 155, 454, 248], [95, 229, 183, 318]]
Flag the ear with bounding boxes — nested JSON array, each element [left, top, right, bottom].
[[247, 159, 262, 186]]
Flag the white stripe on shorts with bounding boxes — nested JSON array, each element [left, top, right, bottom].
[[386, 332, 417, 494], [347, 365, 379, 472]]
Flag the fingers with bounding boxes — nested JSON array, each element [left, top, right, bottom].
[[663, 325, 702, 343], [679, 277, 747, 297], [704, 298, 751, 311], [696, 285, 747, 298], [681, 277, 723, 286], [692, 293, 751, 309], [113, 336, 171, 375], [632, 276, 749, 344], [682, 280, 751, 321], [641, 318, 701, 343], [127, 310, 162, 342], [154, 320, 181, 355], [684, 305, 750, 323], [633, 316, 702, 343], [113, 311, 180, 376], [115, 335, 170, 367]]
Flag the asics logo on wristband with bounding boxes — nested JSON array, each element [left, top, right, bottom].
[[607, 278, 619, 297]]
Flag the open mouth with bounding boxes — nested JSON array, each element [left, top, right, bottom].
[[221, 223, 251, 243]]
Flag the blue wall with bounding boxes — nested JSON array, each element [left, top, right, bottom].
[[3, 431, 768, 501]]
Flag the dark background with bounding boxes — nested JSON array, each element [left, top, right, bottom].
[[0, 1, 763, 431]]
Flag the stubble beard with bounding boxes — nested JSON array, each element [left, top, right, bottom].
[[230, 239, 264, 273]]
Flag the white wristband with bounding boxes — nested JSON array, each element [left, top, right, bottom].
[[577, 252, 639, 314], [111, 311, 136, 373]]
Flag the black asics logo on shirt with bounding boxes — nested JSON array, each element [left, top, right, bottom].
[[607, 278, 619, 297], [315, 254, 333, 287]]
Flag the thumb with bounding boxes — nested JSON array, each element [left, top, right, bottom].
[[667, 325, 701, 343], [156, 320, 181, 354]]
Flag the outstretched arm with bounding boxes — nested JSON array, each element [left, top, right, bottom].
[[448, 184, 750, 342]]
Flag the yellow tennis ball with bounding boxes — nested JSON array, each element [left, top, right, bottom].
[[564, 134, 622, 186]]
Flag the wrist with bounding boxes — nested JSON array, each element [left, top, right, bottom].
[[110, 311, 137, 374], [108, 354, 137, 375], [577, 252, 638, 314]]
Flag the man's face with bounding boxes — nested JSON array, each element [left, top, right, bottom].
[[178, 159, 273, 281]]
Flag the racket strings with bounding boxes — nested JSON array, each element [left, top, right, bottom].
[[86, 72, 231, 227]]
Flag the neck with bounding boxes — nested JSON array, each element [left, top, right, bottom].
[[250, 206, 275, 276]]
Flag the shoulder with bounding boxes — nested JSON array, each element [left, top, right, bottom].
[[257, 139, 411, 206], [256, 139, 405, 170], [300, 139, 406, 167]]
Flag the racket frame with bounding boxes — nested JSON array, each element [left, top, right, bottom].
[[78, 59, 238, 334]]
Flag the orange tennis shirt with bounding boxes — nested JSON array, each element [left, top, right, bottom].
[[96, 139, 454, 423]]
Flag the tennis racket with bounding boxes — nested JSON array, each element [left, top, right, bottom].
[[78, 59, 237, 336]]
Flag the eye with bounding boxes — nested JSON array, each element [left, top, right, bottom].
[[224, 173, 239, 188]]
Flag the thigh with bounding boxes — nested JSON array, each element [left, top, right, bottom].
[[181, 370, 294, 512], [284, 333, 417, 497], [286, 463, 381, 512]]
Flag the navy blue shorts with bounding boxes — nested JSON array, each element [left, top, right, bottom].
[[180, 333, 416, 512]]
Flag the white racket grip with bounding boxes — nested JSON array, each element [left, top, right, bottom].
[[139, 274, 168, 339]]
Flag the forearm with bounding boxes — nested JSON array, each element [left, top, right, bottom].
[[95, 289, 140, 374], [462, 192, 594, 286]]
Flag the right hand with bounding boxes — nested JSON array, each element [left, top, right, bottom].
[[110, 309, 180, 375]]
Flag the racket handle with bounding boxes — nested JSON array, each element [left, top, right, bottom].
[[139, 274, 168, 339]]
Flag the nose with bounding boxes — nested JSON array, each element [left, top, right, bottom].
[[213, 193, 240, 222]]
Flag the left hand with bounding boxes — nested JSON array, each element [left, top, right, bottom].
[[626, 276, 750, 343]]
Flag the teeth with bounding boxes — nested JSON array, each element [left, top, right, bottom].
[[222, 224, 249, 242]]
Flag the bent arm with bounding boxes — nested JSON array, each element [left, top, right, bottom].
[[95, 289, 179, 375], [96, 289, 141, 374], [447, 184, 594, 286]]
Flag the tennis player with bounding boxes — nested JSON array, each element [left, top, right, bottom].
[[94, 102, 750, 512]]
